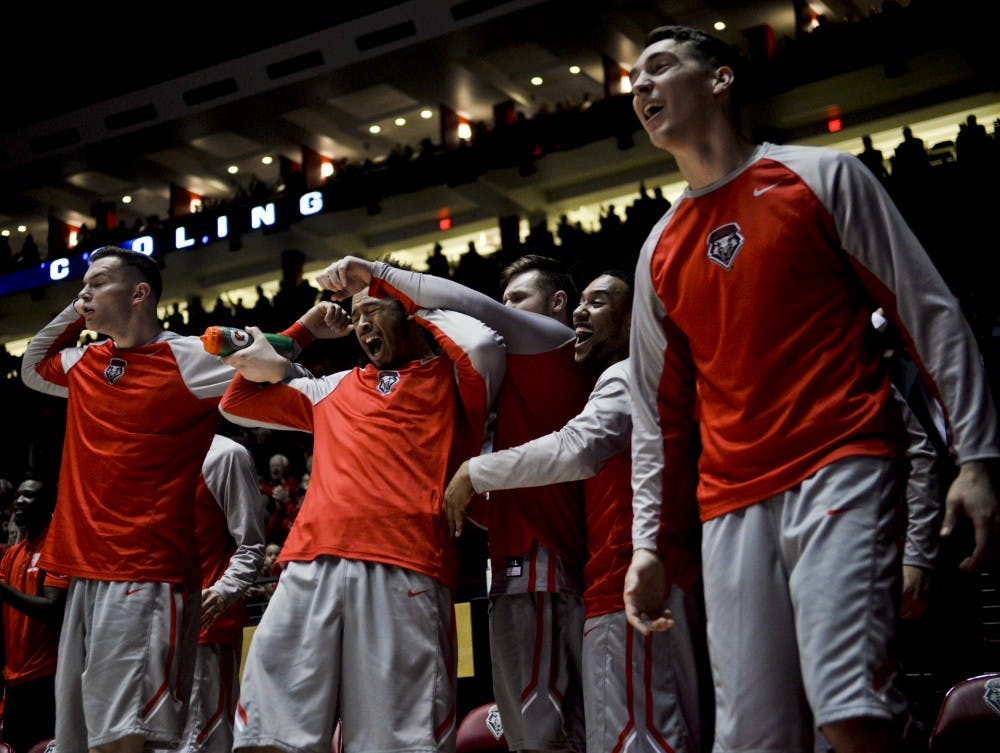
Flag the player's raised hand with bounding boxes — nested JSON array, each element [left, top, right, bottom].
[[316, 256, 375, 300], [299, 301, 353, 339]]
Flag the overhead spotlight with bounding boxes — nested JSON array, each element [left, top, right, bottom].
[[369, 124, 382, 134], [714, 20, 726, 31], [261, 155, 274, 165], [122, 195, 133, 204], [530, 76, 544, 86], [420, 109, 433, 119], [17, 225, 27, 233], [394, 117, 407, 126], [227, 165, 239, 175]]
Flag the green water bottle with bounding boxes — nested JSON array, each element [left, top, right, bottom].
[[200, 326, 300, 359]]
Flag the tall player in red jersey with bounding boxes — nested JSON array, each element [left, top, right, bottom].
[[318, 256, 594, 753], [21, 246, 236, 753], [624, 25, 1000, 753], [220, 290, 504, 753]]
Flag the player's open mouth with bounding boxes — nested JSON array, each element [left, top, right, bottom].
[[643, 103, 663, 121], [575, 328, 593, 344], [364, 335, 384, 358]]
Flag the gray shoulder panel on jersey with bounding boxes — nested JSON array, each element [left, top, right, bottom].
[[166, 335, 237, 400], [765, 142, 999, 463], [417, 307, 506, 408], [20, 303, 85, 398]]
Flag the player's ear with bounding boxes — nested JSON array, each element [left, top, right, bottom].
[[712, 65, 735, 96], [133, 281, 152, 304], [550, 289, 568, 316]]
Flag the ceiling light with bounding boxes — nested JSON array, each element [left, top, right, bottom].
[[569, 65, 581, 75], [420, 109, 433, 119], [369, 124, 382, 134], [227, 165, 239, 175], [1, 229, 10, 237], [261, 155, 274, 165], [530, 76, 544, 86], [394, 117, 407, 126], [714, 20, 726, 31], [122, 195, 132, 204], [17, 225, 27, 233]]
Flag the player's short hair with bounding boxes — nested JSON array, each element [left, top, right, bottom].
[[598, 268, 635, 301], [499, 254, 577, 303], [90, 245, 163, 302]]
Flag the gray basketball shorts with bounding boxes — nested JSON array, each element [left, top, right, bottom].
[[582, 588, 701, 753], [234, 557, 457, 753], [55, 579, 200, 753], [702, 455, 907, 752], [488, 591, 586, 753], [173, 641, 241, 753]]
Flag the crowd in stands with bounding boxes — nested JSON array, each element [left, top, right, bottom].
[[0, 0, 981, 276]]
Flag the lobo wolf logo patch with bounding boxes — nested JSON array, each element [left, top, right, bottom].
[[706, 222, 745, 270], [104, 357, 127, 385], [376, 370, 400, 395], [985, 677, 1000, 716], [485, 704, 505, 740]]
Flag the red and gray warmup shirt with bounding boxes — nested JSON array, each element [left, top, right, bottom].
[[0, 528, 70, 684], [21, 304, 236, 583], [197, 434, 266, 646], [631, 142, 1000, 550], [469, 360, 699, 618], [373, 263, 593, 578], [219, 300, 505, 591]]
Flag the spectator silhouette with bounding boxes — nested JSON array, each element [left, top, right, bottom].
[[425, 242, 450, 278], [272, 249, 318, 324], [858, 135, 889, 184], [892, 127, 930, 187], [17, 234, 40, 267]]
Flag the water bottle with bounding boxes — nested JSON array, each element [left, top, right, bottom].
[[200, 326, 300, 359]]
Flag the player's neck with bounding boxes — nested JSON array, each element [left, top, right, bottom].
[[674, 127, 756, 191], [111, 313, 163, 349]]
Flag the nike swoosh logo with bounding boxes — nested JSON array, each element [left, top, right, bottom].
[[753, 182, 782, 196], [407, 589, 429, 598], [125, 587, 145, 596]]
